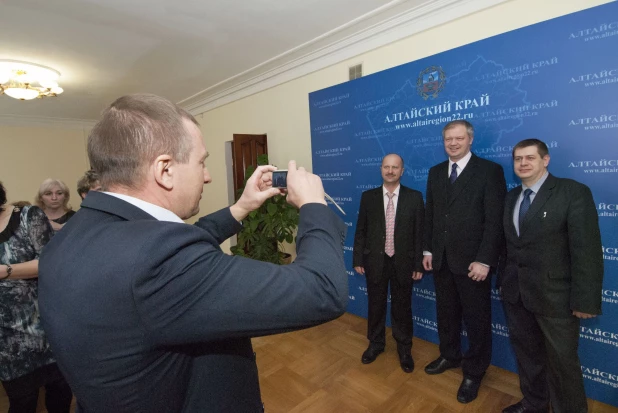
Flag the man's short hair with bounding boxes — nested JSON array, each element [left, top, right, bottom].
[[36, 179, 71, 210], [88, 94, 199, 189], [442, 120, 474, 139], [512, 139, 549, 158], [77, 170, 100, 197]]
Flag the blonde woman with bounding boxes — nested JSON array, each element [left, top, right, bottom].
[[35, 179, 75, 232]]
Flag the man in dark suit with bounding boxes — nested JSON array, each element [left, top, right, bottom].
[[38, 94, 348, 413], [499, 139, 603, 413], [353, 154, 424, 373], [423, 120, 506, 403]]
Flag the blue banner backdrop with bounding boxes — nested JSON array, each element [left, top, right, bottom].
[[309, 2, 618, 407]]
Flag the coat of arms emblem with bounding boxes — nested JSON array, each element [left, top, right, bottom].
[[417, 66, 446, 100]]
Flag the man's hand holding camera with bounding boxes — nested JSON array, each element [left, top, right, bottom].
[[285, 161, 326, 209], [230, 160, 325, 221]]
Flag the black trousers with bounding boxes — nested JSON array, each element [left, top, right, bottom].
[[434, 257, 492, 378], [1, 363, 72, 413], [503, 298, 587, 413], [366, 255, 413, 354]]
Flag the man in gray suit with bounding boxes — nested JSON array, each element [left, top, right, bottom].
[[499, 139, 603, 413]]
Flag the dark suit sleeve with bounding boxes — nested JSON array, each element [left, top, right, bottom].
[[133, 204, 348, 345], [193, 207, 243, 244], [495, 193, 514, 290], [353, 192, 368, 268], [413, 192, 424, 272], [423, 170, 434, 253], [475, 163, 506, 267], [568, 184, 604, 314]]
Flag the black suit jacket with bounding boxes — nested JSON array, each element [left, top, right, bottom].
[[353, 185, 424, 283], [424, 153, 506, 274], [498, 174, 603, 317], [38, 192, 348, 413]]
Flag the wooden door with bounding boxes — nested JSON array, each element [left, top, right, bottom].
[[232, 134, 268, 198]]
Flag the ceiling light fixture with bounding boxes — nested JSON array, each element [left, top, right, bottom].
[[0, 60, 64, 101]]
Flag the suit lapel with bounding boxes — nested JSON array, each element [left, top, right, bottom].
[[437, 162, 449, 206], [375, 188, 386, 235], [520, 174, 556, 234], [448, 154, 478, 206], [395, 187, 407, 232], [506, 187, 521, 239]]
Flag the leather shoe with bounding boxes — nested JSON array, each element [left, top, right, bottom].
[[361, 347, 384, 364], [457, 376, 482, 403], [502, 401, 548, 413], [424, 356, 461, 375], [399, 354, 414, 373]]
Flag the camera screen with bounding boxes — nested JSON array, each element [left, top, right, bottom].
[[272, 170, 288, 188]]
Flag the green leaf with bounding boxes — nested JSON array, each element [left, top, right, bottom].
[[266, 203, 277, 215], [257, 154, 269, 166]]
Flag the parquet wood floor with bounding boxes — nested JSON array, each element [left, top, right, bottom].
[[1, 313, 615, 412]]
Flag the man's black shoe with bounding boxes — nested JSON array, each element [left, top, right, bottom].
[[502, 401, 548, 413], [424, 356, 461, 375], [399, 354, 414, 373], [361, 347, 384, 364], [457, 376, 482, 404]]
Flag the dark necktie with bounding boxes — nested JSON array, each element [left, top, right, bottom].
[[518, 188, 533, 228], [450, 163, 458, 184]]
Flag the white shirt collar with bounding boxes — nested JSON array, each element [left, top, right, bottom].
[[522, 171, 549, 194], [383, 184, 401, 197], [103, 192, 185, 223], [449, 150, 473, 171]]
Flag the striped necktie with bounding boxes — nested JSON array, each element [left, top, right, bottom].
[[385, 192, 395, 257]]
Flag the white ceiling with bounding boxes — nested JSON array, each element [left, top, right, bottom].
[[0, 0, 501, 123]]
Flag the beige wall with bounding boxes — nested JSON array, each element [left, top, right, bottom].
[[0, 125, 90, 208], [197, 0, 611, 222]]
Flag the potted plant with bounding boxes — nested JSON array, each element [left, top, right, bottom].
[[230, 154, 299, 264]]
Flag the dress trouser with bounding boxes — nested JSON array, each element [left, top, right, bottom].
[[503, 298, 587, 413], [433, 256, 492, 378], [1, 362, 72, 413], [366, 254, 413, 355]]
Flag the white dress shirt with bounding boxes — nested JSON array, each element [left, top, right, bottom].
[[103, 192, 185, 223], [513, 171, 549, 236], [383, 184, 400, 218], [447, 150, 473, 180]]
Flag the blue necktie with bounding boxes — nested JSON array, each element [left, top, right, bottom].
[[450, 163, 458, 184], [518, 188, 533, 228]]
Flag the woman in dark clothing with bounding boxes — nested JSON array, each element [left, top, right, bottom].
[[0, 181, 72, 413]]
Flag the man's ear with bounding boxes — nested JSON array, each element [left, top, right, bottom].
[[153, 155, 174, 190]]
